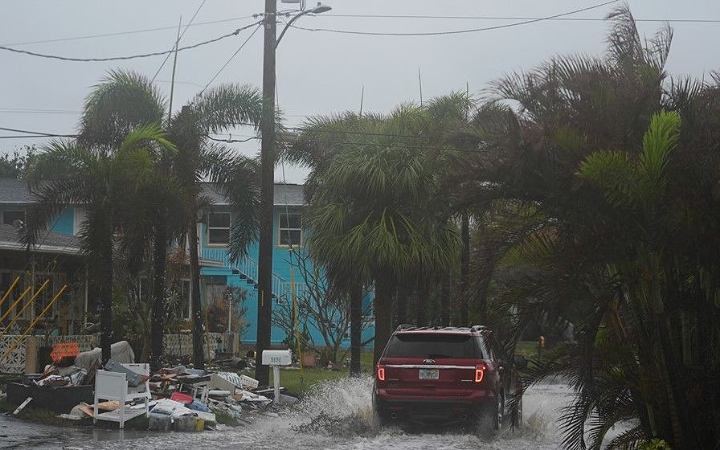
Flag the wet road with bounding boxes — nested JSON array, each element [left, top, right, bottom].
[[0, 379, 573, 449]]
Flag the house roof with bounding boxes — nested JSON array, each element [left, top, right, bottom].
[[0, 178, 306, 207], [0, 224, 81, 255], [201, 182, 305, 207], [0, 178, 34, 204]]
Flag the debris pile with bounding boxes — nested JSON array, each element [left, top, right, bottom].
[[3, 340, 288, 432]]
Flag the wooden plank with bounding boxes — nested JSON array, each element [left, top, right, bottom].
[[13, 397, 32, 415]]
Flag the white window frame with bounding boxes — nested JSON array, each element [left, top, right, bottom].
[[207, 212, 231, 246], [278, 212, 302, 247]]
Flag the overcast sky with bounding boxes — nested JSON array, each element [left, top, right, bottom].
[[1, 0, 718, 183]]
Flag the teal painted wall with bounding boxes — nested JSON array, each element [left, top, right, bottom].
[[0, 205, 75, 235], [199, 205, 376, 348]]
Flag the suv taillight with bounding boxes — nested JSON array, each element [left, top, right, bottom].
[[475, 363, 486, 383], [376, 364, 386, 381]]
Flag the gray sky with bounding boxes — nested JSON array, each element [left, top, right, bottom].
[[1, 0, 718, 183]]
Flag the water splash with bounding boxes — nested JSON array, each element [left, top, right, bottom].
[[36, 378, 574, 449]]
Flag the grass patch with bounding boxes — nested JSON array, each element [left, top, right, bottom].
[[515, 341, 540, 359]]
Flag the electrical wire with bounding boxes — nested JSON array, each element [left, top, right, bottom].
[[0, 22, 262, 62], [289, 0, 620, 37], [151, 0, 208, 83], [1, 15, 260, 47], [319, 13, 720, 24], [199, 23, 262, 95], [206, 135, 258, 143], [0, 126, 77, 138]]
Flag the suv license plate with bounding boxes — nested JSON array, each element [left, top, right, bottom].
[[419, 369, 439, 380]]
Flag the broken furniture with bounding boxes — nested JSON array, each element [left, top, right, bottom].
[[93, 363, 150, 429]]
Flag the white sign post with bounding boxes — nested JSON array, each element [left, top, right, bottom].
[[261, 350, 292, 404]]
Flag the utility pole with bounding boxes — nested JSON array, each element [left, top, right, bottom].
[[256, 0, 277, 387]]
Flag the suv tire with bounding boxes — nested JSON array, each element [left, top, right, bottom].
[[476, 392, 503, 435]]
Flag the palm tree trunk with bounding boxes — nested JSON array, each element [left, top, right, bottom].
[[150, 223, 168, 371], [396, 287, 407, 326], [440, 275, 450, 326], [373, 274, 394, 365], [416, 280, 427, 327], [460, 212, 470, 325], [350, 282, 362, 376], [189, 218, 205, 368], [98, 231, 114, 365]]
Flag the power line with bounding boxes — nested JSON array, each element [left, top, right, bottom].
[[1, 15, 260, 47], [206, 135, 258, 144], [0, 22, 262, 62], [0, 126, 77, 137], [199, 23, 262, 94], [320, 13, 720, 24], [151, 0, 208, 83], [290, 0, 620, 37]]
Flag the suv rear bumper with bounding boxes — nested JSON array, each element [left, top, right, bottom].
[[374, 388, 495, 421]]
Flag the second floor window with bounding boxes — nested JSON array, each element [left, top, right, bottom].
[[279, 212, 302, 247], [208, 212, 231, 245]]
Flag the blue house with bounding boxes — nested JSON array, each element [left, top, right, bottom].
[[198, 182, 374, 347], [0, 178, 373, 351]]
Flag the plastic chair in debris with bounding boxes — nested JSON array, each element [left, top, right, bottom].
[[93, 361, 150, 429]]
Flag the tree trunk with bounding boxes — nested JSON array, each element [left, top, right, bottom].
[[440, 275, 450, 326], [416, 280, 427, 327], [98, 230, 114, 365], [349, 282, 362, 376], [460, 212, 470, 325], [189, 218, 205, 368], [373, 274, 394, 365], [150, 223, 168, 372], [396, 287, 407, 326]]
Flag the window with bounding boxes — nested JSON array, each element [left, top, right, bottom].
[[2, 210, 25, 226], [279, 212, 302, 247], [383, 333, 483, 359], [208, 212, 231, 245]]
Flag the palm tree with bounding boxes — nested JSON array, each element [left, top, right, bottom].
[[27, 70, 262, 367], [167, 85, 262, 369], [24, 125, 173, 363], [451, 6, 720, 448], [300, 106, 459, 364]]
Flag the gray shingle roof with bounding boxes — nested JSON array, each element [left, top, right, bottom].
[[0, 178, 306, 207], [0, 224, 80, 254], [200, 183, 305, 207], [0, 178, 33, 204]]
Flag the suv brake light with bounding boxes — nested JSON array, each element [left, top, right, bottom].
[[475, 364, 486, 383], [376, 364, 385, 381]]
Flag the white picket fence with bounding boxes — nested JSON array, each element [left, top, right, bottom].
[[0, 332, 238, 373]]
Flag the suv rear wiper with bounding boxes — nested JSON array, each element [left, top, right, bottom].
[[427, 354, 450, 359]]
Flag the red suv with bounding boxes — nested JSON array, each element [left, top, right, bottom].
[[373, 325, 524, 431]]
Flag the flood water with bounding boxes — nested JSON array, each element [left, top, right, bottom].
[[0, 378, 573, 449]]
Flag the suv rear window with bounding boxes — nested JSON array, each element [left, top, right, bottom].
[[383, 333, 484, 359]]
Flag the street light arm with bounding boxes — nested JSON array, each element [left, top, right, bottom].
[[276, 4, 331, 48], [276, 10, 312, 48]]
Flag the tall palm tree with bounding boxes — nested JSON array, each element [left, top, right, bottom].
[[24, 125, 173, 363], [300, 106, 459, 364], [29, 70, 262, 367], [167, 84, 262, 369]]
